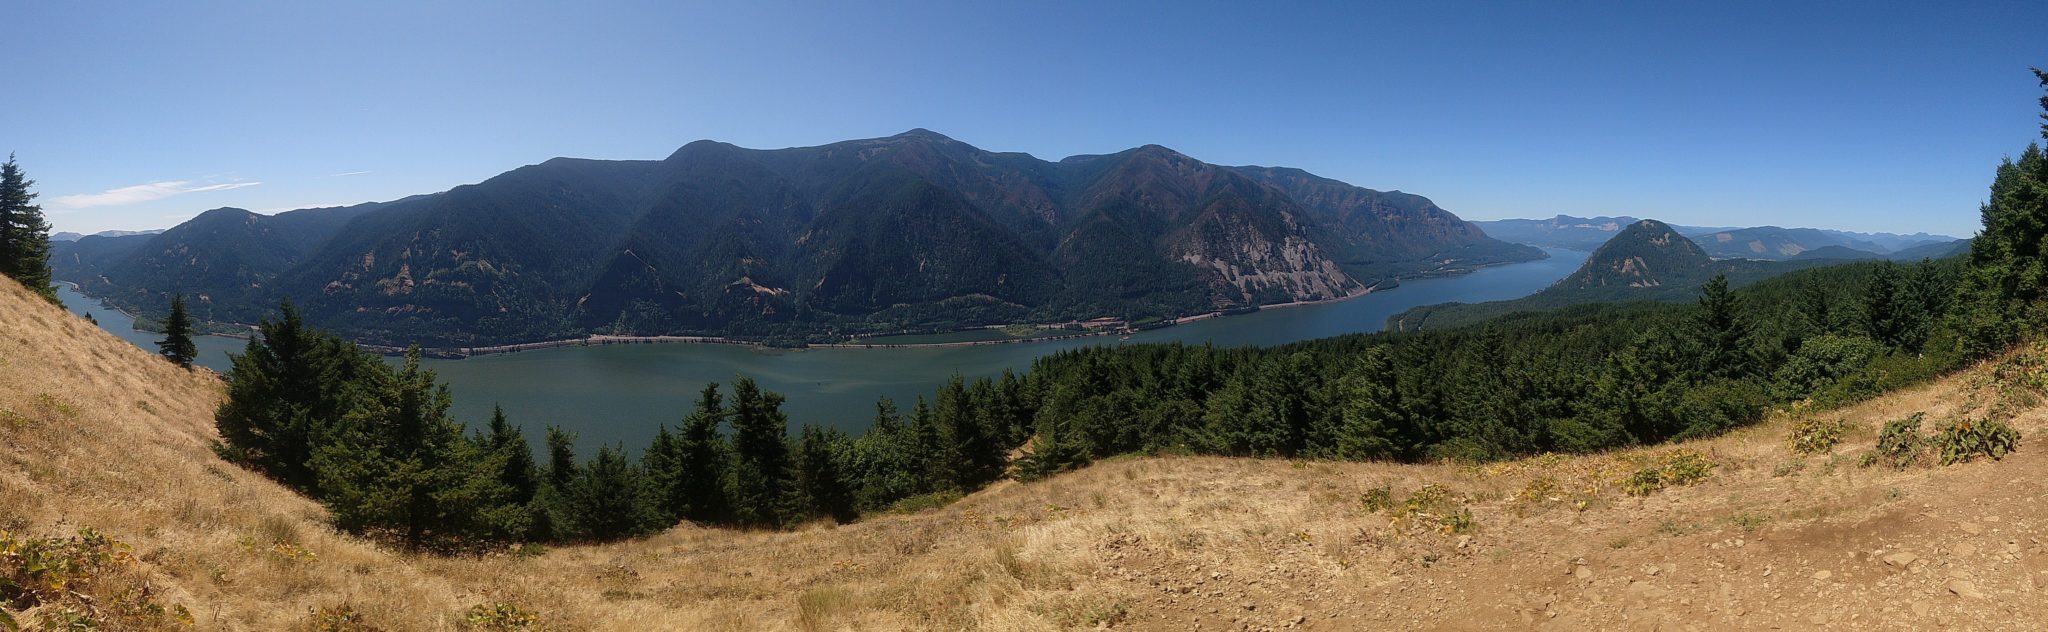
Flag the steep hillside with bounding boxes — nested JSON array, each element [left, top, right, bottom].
[[5, 272, 2048, 630], [53, 131, 1537, 346], [1226, 166, 1543, 281]]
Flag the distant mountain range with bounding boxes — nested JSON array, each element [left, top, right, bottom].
[[50, 229, 164, 242], [1473, 214, 1964, 261], [1389, 218, 1964, 331], [53, 130, 1541, 346]]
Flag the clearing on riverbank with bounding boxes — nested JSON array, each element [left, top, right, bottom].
[[3, 273, 2045, 630]]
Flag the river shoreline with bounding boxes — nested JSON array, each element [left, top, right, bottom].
[[64, 256, 1524, 359]]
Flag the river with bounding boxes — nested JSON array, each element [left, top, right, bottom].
[[60, 247, 1587, 451]]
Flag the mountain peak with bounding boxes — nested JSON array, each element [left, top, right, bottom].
[[1560, 219, 1714, 289], [892, 128, 955, 141], [666, 139, 743, 162]]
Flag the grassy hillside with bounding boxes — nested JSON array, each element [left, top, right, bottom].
[[8, 255, 2048, 629]]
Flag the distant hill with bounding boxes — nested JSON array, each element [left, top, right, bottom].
[[1885, 238, 1973, 261], [55, 200, 402, 327], [53, 130, 1540, 346], [1554, 219, 1715, 290], [50, 228, 164, 242], [1390, 219, 1843, 330], [1474, 215, 1959, 260], [1789, 245, 1885, 261]]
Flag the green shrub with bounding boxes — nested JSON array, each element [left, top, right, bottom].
[[1932, 418, 2021, 465], [0, 529, 192, 630], [1622, 468, 1666, 497], [1438, 508, 1476, 535], [1772, 334, 1885, 401], [1623, 450, 1715, 496], [308, 603, 375, 631], [1673, 380, 1769, 440], [1786, 417, 1847, 455], [1876, 414, 1925, 469], [463, 602, 539, 630], [1360, 485, 1394, 514], [1809, 346, 1965, 410], [884, 490, 964, 514]]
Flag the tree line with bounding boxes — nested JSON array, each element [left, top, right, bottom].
[[213, 303, 1036, 548]]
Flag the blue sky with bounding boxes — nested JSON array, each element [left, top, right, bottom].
[[7, 1, 2044, 236]]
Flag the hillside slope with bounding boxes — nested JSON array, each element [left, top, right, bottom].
[[4, 274, 2047, 630]]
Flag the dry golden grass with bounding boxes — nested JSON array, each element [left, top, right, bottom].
[[8, 274, 2048, 630]]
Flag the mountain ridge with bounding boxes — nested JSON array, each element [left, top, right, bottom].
[[54, 131, 1541, 345]]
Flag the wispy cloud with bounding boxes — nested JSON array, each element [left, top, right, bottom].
[[50, 180, 261, 211], [322, 170, 370, 178]]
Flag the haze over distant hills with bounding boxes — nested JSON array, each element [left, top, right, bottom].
[[1474, 214, 1963, 260], [50, 229, 164, 242], [53, 130, 1541, 345]]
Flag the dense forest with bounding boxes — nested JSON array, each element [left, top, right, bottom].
[[206, 69, 2048, 550]]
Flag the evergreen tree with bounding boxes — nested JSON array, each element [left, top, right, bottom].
[[793, 424, 856, 524], [157, 294, 198, 368], [565, 445, 656, 541], [215, 301, 374, 490], [1316, 346, 1404, 460], [907, 397, 946, 490], [726, 377, 795, 527], [1956, 68, 2048, 357], [1012, 410, 1086, 482], [675, 383, 731, 523], [1864, 261, 1912, 349], [0, 155, 55, 303], [544, 426, 579, 492], [642, 424, 684, 524], [1799, 283, 1839, 336], [934, 375, 1002, 489], [850, 398, 921, 508], [1693, 273, 1754, 379], [484, 406, 539, 505], [310, 347, 514, 548]]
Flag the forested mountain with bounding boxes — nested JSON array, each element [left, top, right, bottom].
[[1555, 219, 1715, 290], [1473, 214, 1959, 259], [1389, 219, 1862, 330], [52, 131, 1540, 345]]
